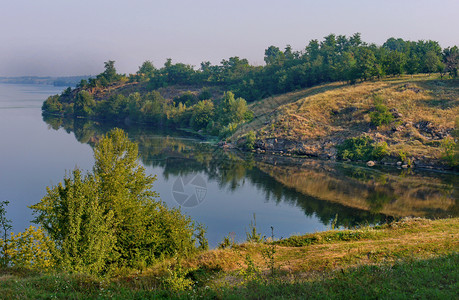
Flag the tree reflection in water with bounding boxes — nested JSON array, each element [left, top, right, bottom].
[[43, 115, 459, 229]]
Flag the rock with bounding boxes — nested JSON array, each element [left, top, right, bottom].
[[366, 161, 375, 167]]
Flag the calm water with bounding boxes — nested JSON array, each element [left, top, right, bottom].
[[1, 83, 458, 247]]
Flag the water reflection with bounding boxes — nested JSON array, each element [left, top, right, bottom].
[[43, 115, 459, 229]]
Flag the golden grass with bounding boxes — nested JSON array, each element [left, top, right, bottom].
[[232, 75, 459, 161], [133, 218, 458, 285]]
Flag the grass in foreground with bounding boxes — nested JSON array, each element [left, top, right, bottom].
[[0, 218, 457, 299]]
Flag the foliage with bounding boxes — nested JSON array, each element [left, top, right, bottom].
[[42, 36, 457, 139], [195, 223, 209, 251], [244, 130, 256, 150], [0, 200, 12, 267], [31, 169, 115, 274], [337, 136, 389, 161], [246, 214, 265, 243], [190, 100, 214, 130], [0, 201, 56, 271], [369, 96, 394, 127], [238, 254, 264, 286], [218, 233, 235, 249], [7, 226, 56, 271], [161, 259, 194, 293], [31, 128, 198, 274], [441, 137, 458, 167]]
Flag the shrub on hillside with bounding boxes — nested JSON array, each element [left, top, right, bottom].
[[337, 136, 389, 161], [369, 96, 394, 127]]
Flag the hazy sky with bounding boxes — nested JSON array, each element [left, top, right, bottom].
[[1, 0, 458, 76]]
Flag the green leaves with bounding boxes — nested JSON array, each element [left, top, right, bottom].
[[337, 136, 389, 161], [31, 128, 199, 274]]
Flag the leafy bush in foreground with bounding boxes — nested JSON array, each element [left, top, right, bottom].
[[31, 128, 199, 274]]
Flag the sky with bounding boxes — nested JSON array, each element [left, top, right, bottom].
[[1, 0, 458, 77]]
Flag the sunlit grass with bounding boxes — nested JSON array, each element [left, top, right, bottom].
[[0, 217, 457, 299], [232, 75, 459, 165]]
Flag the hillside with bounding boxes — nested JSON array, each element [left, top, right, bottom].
[[230, 75, 459, 168]]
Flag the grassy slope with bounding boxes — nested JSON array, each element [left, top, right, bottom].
[[231, 75, 458, 165], [1, 218, 457, 299]]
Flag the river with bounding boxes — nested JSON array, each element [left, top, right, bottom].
[[1, 83, 457, 247]]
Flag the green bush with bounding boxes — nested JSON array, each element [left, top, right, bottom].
[[245, 131, 256, 150], [31, 129, 198, 274], [337, 136, 389, 161], [441, 137, 458, 167], [369, 96, 394, 127]]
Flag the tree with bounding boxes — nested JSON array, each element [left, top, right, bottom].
[[444, 46, 459, 78], [31, 170, 115, 274], [424, 51, 442, 75], [384, 51, 406, 76], [102, 60, 117, 82], [190, 100, 214, 130], [136, 60, 156, 81], [74, 91, 96, 117], [264, 46, 284, 65], [32, 129, 198, 273], [354, 47, 378, 81]]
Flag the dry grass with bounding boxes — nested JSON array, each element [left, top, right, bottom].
[[134, 218, 458, 283], [232, 75, 459, 162]]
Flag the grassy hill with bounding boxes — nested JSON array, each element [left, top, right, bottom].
[[231, 75, 458, 168]]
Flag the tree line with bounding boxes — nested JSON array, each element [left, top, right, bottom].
[[42, 33, 459, 135]]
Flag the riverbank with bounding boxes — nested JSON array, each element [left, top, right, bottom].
[[229, 75, 458, 171], [1, 217, 457, 299]]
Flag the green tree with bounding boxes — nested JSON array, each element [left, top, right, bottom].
[[102, 60, 118, 82], [443, 46, 459, 78], [218, 91, 251, 125], [190, 100, 214, 130], [384, 51, 406, 76], [31, 170, 115, 274], [137, 60, 156, 77], [354, 47, 378, 81], [264, 46, 284, 65], [74, 91, 96, 117], [424, 51, 442, 75], [32, 129, 197, 273]]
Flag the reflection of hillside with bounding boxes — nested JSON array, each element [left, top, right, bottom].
[[43, 115, 458, 226], [253, 155, 458, 218]]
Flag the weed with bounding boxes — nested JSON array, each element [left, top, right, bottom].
[[441, 137, 458, 167], [195, 223, 209, 251], [238, 254, 264, 286], [331, 214, 339, 230], [218, 232, 235, 249], [246, 213, 265, 243], [261, 227, 277, 277], [161, 258, 194, 292]]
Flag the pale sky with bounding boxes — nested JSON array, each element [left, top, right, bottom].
[[1, 0, 458, 76]]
